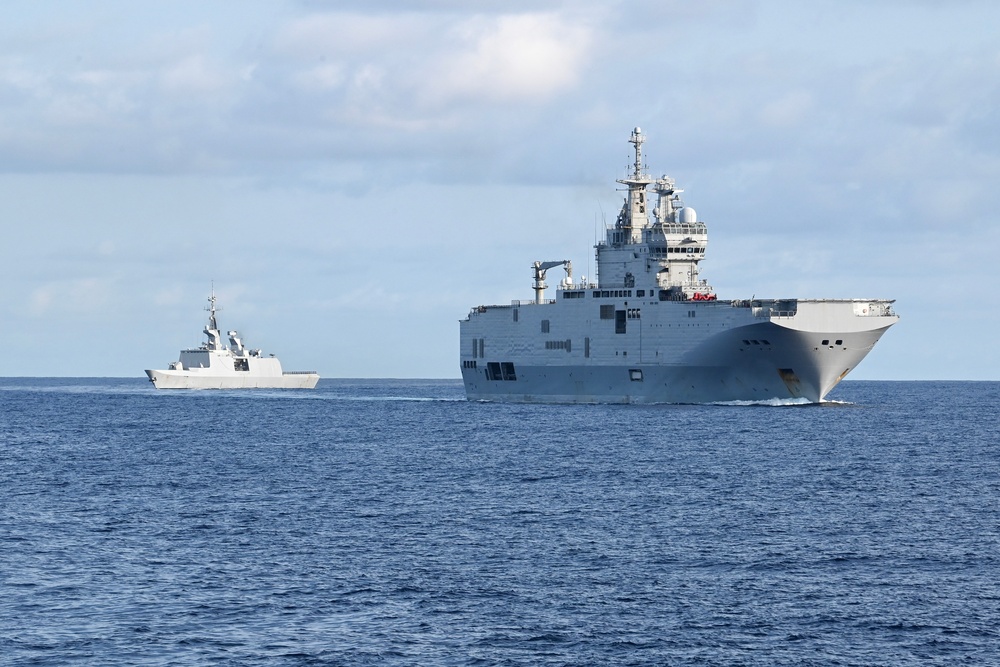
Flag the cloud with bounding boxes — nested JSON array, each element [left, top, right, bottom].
[[292, 62, 346, 91], [0, 4, 997, 198], [159, 55, 229, 95], [424, 13, 592, 106], [269, 10, 592, 121], [274, 12, 418, 59], [27, 278, 114, 317], [0, 56, 46, 92], [1, 6, 591, 180]]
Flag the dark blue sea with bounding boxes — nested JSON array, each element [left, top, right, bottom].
[[1, 379, 998, 666]]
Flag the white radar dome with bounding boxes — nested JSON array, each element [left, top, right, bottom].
[[679, 207, 697, 223]]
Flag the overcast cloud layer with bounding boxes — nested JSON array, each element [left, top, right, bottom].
[[2, 0, 998, 379]]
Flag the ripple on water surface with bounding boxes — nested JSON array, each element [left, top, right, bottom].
[[1, 379, 998, 665]]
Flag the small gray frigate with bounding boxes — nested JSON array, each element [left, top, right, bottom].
[[146, 291, 319, 389], [460, 128, 898, 403]]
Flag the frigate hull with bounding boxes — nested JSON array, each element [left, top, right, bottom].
[[146, 369, 319, 390]]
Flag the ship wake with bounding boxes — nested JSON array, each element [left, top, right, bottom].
[[711, 396, 816, 407]]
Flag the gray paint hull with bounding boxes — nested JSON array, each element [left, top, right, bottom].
[[461, 299, 896, 404]]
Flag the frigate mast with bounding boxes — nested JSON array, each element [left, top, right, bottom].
[[203, 288, 223, 351], [206, 290, 219, 331]]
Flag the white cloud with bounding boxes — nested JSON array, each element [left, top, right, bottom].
[[159, 54, 229, 95], [0, 56, 47, 91], [273, 12, 419, 59], [270, 10, 592, 118], [425, 13, 591, 105], [293, 62, 347, 91]]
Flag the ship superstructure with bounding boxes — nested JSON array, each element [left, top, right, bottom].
[[459, 128, 898, 403], [146, 291, 319, 389]]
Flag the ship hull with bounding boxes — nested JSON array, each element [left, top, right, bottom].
[[146, 369, 319, 389], [460, 298, 896, 404]]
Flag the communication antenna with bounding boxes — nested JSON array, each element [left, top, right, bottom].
[[592, 214, 596, 288], [205, 281, 222, 330]]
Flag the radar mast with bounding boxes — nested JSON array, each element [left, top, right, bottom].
[[202, 287, 223, 350], [614, 127, 654, 243], [206, 289, 220, 332]]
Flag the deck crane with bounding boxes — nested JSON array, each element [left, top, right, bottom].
[[532, 260, 572, 304]]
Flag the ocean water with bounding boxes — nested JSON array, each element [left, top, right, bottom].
[[1, 378, 998, 666]]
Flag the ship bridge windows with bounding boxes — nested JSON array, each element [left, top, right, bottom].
[[593, 290, 633, 299], [180, 350, 209, 363], [659, 287, 686, 301]]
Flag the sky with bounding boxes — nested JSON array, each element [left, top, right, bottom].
[[1, 0, 999, 380]]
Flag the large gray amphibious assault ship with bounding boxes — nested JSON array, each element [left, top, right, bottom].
[[460, 128, 898, 403]]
